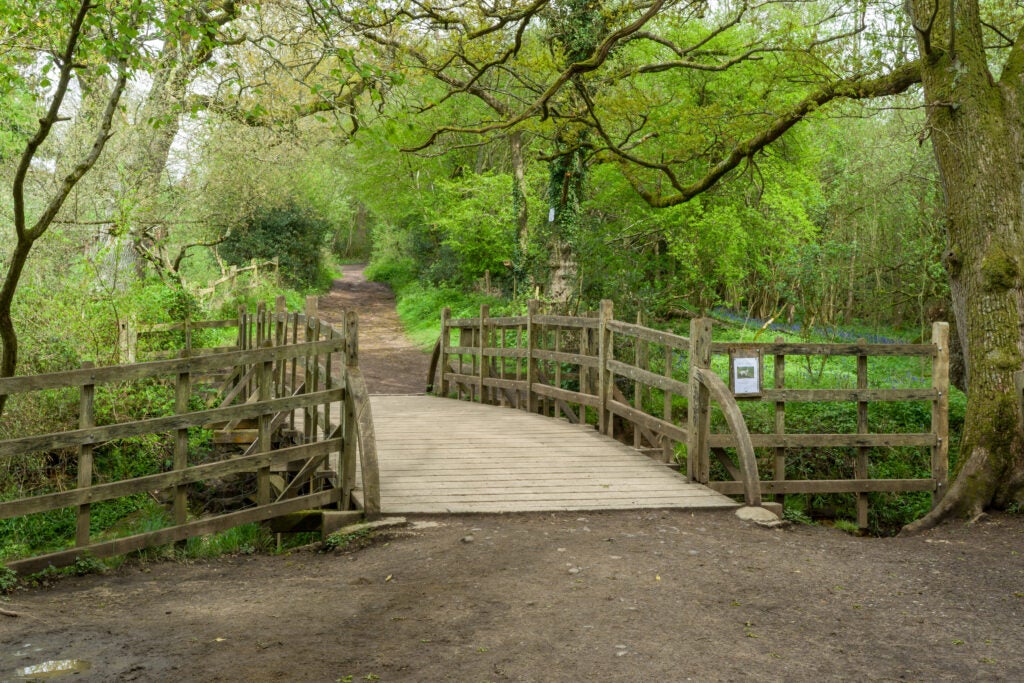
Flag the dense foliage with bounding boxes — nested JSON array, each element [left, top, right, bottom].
[[219, 203, 331, 290]]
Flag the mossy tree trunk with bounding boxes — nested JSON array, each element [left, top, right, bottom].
[[904, 0, 1024, 530]]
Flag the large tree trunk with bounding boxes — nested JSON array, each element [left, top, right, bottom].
[[904, 0, 1024, 531]]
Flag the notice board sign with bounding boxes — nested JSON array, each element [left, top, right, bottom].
[[729, 349, 762, 397]]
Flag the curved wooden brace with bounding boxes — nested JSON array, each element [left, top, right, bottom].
[[426, 337, 442, 393], [691, 367, 762, 507], [346, 367, 381, 519]]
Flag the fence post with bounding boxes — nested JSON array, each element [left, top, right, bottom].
[[257, 340, 272, 506], [856, 340, 869, 528], [584, 310, 598, 424], [118, 321, 136, 364], [289, 310, 299, 431], [773, 337, 786, 507], [346, 310, 359, 367], [634, 311, 647, 449], [75, 362, 95, 547], [341, 311, 360, 508], [526, 299, 539, 413], [275, 296, 287, 398], [439, 308, 451, 397], [687, 318, 712, 483], [932, 321, 950, 506], [174, 351, 191, 528], [662, 345, 674, 462], [238, 304, 249, 397], [305, 297, 319, 446], [598, 299, 614, 435], [183, 319, 192, 358], [479, 304, 490, 405]]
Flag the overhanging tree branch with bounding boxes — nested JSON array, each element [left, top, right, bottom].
[[1, 1, 132, 417], [615, 60, 923, 208], [401, 0, 669, 152]]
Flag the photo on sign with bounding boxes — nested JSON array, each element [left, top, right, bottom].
[[730, 354, 761, 396]]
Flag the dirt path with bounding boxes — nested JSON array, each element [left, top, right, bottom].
[[316, 264, 429, 395], [2, 274, 1024, 682]]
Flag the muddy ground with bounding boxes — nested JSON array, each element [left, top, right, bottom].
[[2, 266, 1023, 682]]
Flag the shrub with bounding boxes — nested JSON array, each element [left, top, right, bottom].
[[220, 203, 331, 289]]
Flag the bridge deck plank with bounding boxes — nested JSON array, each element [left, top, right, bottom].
[[357, 395, 737, 514]]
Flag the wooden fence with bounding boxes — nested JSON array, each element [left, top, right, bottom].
[[0, 297, 379, 574], [431, 300, 949, 526]]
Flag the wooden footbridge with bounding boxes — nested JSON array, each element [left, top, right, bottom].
[[367, 395, 729, 513], [0, 298, 949, 574]]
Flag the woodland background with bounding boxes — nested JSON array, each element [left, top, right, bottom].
[[2, 1, 1020, 552]]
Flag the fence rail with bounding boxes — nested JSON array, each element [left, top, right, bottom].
[[431, 300, 949, 527], [1, 297, 379, 574]]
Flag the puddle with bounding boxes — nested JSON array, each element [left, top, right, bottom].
[[14, 660, 92, 680]]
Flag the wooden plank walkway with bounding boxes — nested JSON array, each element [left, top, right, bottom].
[[364, 395, 737, 514]]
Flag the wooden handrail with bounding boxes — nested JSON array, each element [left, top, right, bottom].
[[1, 299, 381, 573], [432, 300, 951, 526]]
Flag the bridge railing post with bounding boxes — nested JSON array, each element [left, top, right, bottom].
[[526, 299, 539, 413], [257, 340, 272, 506], [76, 362, 95, 547], [342, 310, 360, 507], [598, 299, 613, 435], [479, 304, 490, 405], [440, 307, 451, 397], [687, 318, 712, 483], [274, 296, 287, 400]]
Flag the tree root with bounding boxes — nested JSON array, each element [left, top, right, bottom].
[[1, 608, 21, 617]]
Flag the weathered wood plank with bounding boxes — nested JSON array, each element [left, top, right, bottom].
[[606, 320, 690, 349], [533, 314, 599, 329], [484, 315, 528, 327], [0, 440, 341, 519], [0, 337, 344, 395], [7, 489, 342, 575], [706, 432, 937, 448], [606, 399, 687, 443], [139, 319, 237, 332], [606, 359, 688, 395], [481, 347, 529, 359], [481, 376, 528, 391], [748, 388, 938, 403], [0, 389, 343, 458], [531, 383, 600, 408], [710, 341, 934, 357], [531, 348, 599, 367], [710, 478, 937, 495]]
